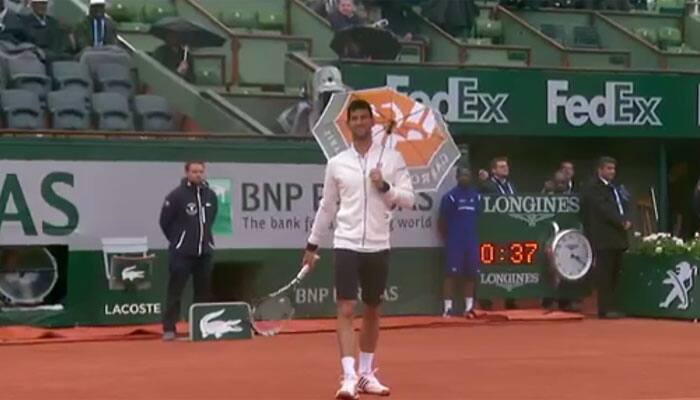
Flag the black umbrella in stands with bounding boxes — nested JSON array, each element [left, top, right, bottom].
[[150, 17, 226, 48], [330, 26, 400, 60]]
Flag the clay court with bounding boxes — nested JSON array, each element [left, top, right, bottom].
[[3, 318, 700, 400]]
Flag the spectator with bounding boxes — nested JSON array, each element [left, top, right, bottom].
[[477, 156, 517, 310], [327, 0, 364, 31], [542, 170, 570, 195], [559, 160, 576, 193], [153, 33, 193, 82], [581, 156, 631, 319], [0, 0, 29, 44], [421, 0, 477, 37], [74, 0, 117, 52], [439, 167, 481, 318], [478, 156, 517, 195], [21, 0, 72, 62], [372, 0, 421, 41]]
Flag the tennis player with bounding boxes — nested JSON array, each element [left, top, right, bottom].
[[302, 99, 415, 399]]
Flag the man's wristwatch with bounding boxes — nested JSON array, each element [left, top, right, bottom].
[[306, 243, 318, 252]]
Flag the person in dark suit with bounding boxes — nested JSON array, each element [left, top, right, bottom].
[[477, 156, 517, 310], [0, 1, 29, 45], [73, 0, 117, 52], [21, 0, 72, 62], [581, 156, 631, 319], [478, 156, 517, 195]]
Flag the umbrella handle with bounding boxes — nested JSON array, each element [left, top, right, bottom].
[[376, 120, 395, 168]]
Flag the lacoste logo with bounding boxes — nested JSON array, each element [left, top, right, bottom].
[[121, 265, 145, 282], [199, 309, 242, 339], [659, 261, 698, 310]]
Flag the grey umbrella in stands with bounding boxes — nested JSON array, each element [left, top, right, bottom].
[[150, 17, 226, 48]]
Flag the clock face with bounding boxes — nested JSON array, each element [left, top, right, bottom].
[[552, 230, 592, 280]]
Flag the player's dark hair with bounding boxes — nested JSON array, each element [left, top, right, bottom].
[[597, 156, 617, 169], [490, 156, 508, 170], [185, 161, 206, 171], [346, 99, 373, 122]]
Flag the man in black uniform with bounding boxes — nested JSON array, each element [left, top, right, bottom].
[[159, 161, 218, 340], [581, 156, 631, 319]]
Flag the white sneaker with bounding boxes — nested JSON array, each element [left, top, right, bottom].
[[442, 308, 452, 318], [358, 369, 391, 396], [336, 374, 359, 400]]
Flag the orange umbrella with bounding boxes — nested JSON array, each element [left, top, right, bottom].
[[312, 87, 460, 192]]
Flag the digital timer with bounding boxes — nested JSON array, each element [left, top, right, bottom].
[[480, 242, 540, 265]]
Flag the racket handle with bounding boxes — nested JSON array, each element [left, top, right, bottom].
[[297, 255, 319, 280]]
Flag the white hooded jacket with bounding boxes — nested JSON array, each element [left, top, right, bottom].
[[308, 143, 415, 252]]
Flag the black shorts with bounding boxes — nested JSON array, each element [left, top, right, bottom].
[[334, 249, 390, 306]]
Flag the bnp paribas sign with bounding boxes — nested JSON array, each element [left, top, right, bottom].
[[547, 80, 662, 127]]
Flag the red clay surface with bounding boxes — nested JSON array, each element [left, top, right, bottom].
[[3, 319, 700, 400]]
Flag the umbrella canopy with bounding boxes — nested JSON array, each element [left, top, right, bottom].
[[150, 17, 226, 48], [312, 87, 460, 192], [330, 26, 400, 60]]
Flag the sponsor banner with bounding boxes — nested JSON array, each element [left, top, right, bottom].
[[619, 255, 700, 319], [0, 161, 453, 250], [189, 302, 253, 341], [340, 64, 700, 137], [476, 195, 581, 299]]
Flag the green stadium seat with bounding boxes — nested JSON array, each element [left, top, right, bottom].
[[1, 89, 44, 129], [257, 12, 285, 32], [192, 57, 224, 86], [117, 22, 151, 33], [465, 38, 493, 45], [142, 1, 177, 24], [220, 10, 258, 30], [51, 61, 93, 95], [95, 63, 134, 99], [656, 0, 685, 14], [657, 27, 682, 50], [667, 44, 699, 54], [108, 1, 141, 23], [572, 26, 601, 49], [635, 28, 658, 45], [48, 90, 90, 130], [475, 19, 503, 43], [133, 94, 174, 131], [8, 57, 50, 100], [540, 24, 567, 46], [92, 92, 134, 131]]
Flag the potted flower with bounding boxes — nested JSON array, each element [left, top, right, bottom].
[[618, 232, 700, 319]]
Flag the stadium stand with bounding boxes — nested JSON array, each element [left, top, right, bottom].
[[33, 0, 700, 135]]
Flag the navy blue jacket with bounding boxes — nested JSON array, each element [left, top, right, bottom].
[[159, 178, 218, 257]]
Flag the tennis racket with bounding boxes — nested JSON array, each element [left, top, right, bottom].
[[250, 256, 318, 337]]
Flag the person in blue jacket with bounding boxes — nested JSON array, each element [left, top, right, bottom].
[[438, 166, 481, 317]]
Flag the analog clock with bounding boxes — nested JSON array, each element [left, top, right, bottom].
[[549, 229, 592, 281]]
